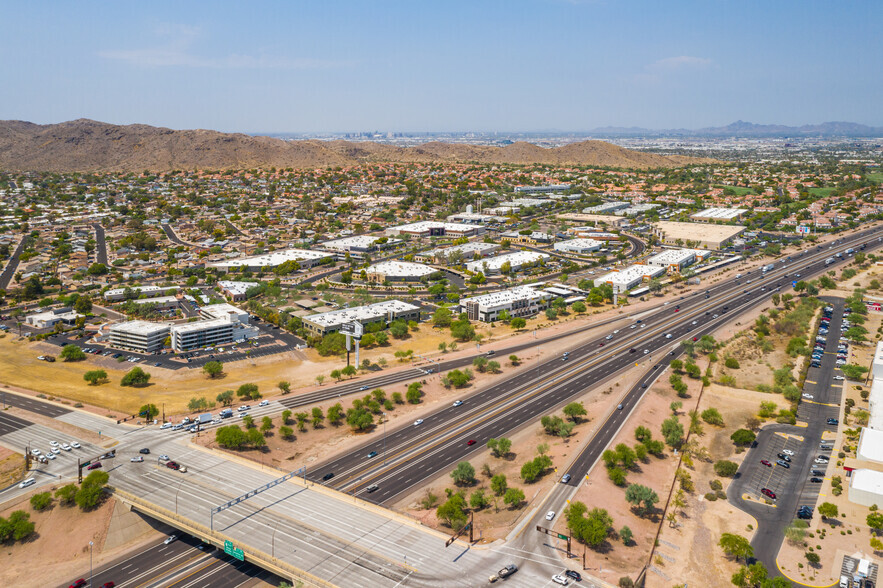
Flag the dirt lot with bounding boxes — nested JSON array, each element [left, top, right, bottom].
[[0, 445, 24, 488]]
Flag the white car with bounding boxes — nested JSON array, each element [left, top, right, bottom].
[[413, 419, 424, 426], [30, 448, 41, 456], [160, 422, 173, 429], [130, 456, 144, 462], [51, 447, 61, 454], [18, 478, 35, 489], [45, 452, 56, 460], [259, 400, 269, 407], [833, 376, 845, 381], [665, 334, 672, 339], [545, 510, 556, 521], [61, 444, 71, 451], [691, 321, 697, 325], [630, 325, 636, 329], [164, 534, 177, 545], [552, 574, 569, 586], [643, 349, 649, 354], [613, 330, 620, 334], [814, 458, 828, 464], [453, 400, 463, 407], [802, 394, 813, 400], [605, 335, 613, 340], [782, 449, 795, 456], [71, 442, 81, 449], [49, 440, 59, 447]]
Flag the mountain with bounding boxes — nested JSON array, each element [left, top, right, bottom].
[[0, 119, 710, 172], [589, 120, 883, 137]]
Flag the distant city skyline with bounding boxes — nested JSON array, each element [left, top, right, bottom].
[[2, 1, 881, 133]]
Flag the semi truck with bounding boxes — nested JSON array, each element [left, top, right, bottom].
[[198, 413, 212, 424], [761, 264, 774, 272], [825, 257, 836, 265]]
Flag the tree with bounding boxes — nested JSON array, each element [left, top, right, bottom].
[[30, 492, 52, 511], [701, 408, 724, 426], [805, 551, 820, 565], [4, 510, 35, 542], [563, 401, 588, 422], [279, 425, 294, 440], [470, 489, 489, 510], [327, 403, 344, 425], [76, 470, 110, 510], [670, 400, 683, 415], [451, 461, 476, 486], [510, 317, 526, 329], [138, 403, 159, 420], [432, 306, 453, 328], [311, 407, 325, 428], [503, 487, 525, 509], [867, 511, 883, 531], [60, 344, 86, 361], [315, 375, 325, 386], [661, 417, 684, 448], [187, 397, 211, 412], [624, 484, 659, 516], [565, 502, 614, 548], [83, 369, 108, 385], [437, 494, 468, 529], [121, 366, 151, 387], [55, 483, 78, 505], [216, 425, 247, 449], [260, 416, 273, 434], [491, 474, 508, 496], [346, 407, 374, 431], [472, 356, 489, 372], [295, 412, 308, 432], [202, 361, 224, 379], [74, 295, 93, 314], [714, 460, 739, 477], [216, 390, 234, 407], [730, 429, 756, 447], [634, 426, 652, 443], [236, 383, 259, 400], [242, 415, 254, 429], [341, 365, 357, 379], [247, 427, 266, 448], [619, 525, 633, 545], [406, 382, 424, 403], [817, 502, 838, 520], [330, 369, 342, 381], [719, 533, 753, 563]]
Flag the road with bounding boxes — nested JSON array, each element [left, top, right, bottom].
[[0, 235, 30, 290], [92, 222, 108, 266], [161, 223, 191, 247], [728, 296, 843, 577], [307, 229, 883, 504]]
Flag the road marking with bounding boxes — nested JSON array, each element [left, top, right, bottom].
[[805, 380, 817, 384]]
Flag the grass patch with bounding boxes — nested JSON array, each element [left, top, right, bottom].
[[715, 185, 755, 196], [808, 187, 837, 197]]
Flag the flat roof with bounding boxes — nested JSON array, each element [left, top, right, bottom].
[[596, 264, 666, 285], [218, 280, 255, 296], [654, 221, 746, 243], [869, 377, 883, 431], [387, 221, 479, 234], [465, 250, 550, 272], [646, 249, 698, 265], [424, 242, 499, 258], [304, 300, 420, 328], [320, 235, 391, 250], [201, 303, 247, 319], [692, 207, 748, 220], [104, 284, 174, 297], [851, 468, 883, 495], [109, 320, 171, 336], [210, 248, 330, 268], [461, 285, 550, 307], [171, 316, 234, 335], [554, 238, 602, 250], [858, 427, 883, 464], [367, 261, 437, 277]]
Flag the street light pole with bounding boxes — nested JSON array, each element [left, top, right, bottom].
[[89, 541, 94, 587], [382, 413, 387, 465]]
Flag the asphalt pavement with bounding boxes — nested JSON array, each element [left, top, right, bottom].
[[0, 235, 30, 290], [92, 222, 108, 266]]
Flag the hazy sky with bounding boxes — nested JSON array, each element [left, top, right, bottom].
[[2, 1, 881, 133]]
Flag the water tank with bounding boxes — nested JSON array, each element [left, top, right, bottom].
[[466, 204, 473, 214]]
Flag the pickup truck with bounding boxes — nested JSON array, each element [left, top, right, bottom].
[[489, 564, 517, 582]]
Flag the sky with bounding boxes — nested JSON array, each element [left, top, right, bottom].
[[1, 1, 881, 133]]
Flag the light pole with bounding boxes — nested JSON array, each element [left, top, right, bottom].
[[382, 413, 387, 465], [89, 541, 94, 587], [175, 479, 185, 515]]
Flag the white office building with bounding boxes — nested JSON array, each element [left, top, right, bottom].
[[384, 221, 484, 238], [170, 317, 237, 352], [218, 280, 253, 302], [849, 469, 883, 507], [302, 300, 421, 337], [595, 264, 667, 294], [365, 261, 439, 283], [104, 284, 178, 302], [200, 303, 250, 325], [691, 208, 748, 221], [583, 202, 630, 214], [417, 242, 500, 264], [319, 235, 399, 253], [25, 308, 82, 329], [108, 320, 171, 353], [554, 239, 602, 254], [646, 248, 711, 272], [465, 251, 551, 276], [210, 249, 333, 271], [460, 286, 552, 322]]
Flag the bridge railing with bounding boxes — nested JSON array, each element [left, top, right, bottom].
[[110, 487, 336, 588]]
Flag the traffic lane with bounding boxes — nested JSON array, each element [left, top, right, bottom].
[[177, 555, 281, 588], [0, 390, 71, 418], [0, 411, 34, 435], [0, 235, 29, 290]]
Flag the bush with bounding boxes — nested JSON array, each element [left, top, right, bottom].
[[30, 492, 52, 511], [730, 429, 756, 447], [701, 408, 724, 426], [725, 357, 740, 369], [714, 460, 739, 477]]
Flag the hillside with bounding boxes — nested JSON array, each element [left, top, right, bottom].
[[0, 119, 710, 172]]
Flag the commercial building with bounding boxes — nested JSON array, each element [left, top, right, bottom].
[[652, 221, 746, 250], [557, 214, 628, 228], [130, 295, 180, 310], [107, 320, 170, 353], [646, 248, 711, 272], [554, 239, 602, 254], [25, 308, 81, 329], [465, 250, 551, 276], [200, 303, 250, 325], [319, 235, 400, 253], [499, 231, 555, 244], [302, 300, 421, 337], [365, 261, 439, 283], [210, 249, 333, 271], [848, 469, 883, 507], [170, 316, 236, 352], [583, 202, 630, 214], [218, 280, 254, 302], [691, 208, 748, 222], [498, 198, 553, 209], [460, 286, 552, 322], [104, 284, 178, 302], [417, 242, 500, 264], [515, 184, 571, 193], [445, 212, 507, 224], [595, 264, 666, 293], [872, 341, 883, 380], [384, 221, 484, 238]]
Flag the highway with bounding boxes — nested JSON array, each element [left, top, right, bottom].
[[306, 228, 883, 504]]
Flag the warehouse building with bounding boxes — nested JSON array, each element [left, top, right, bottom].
[[319, 235, 400, 253], [500, 231, 555, 244], [302, 300, 421, 337], [594, 264, 666, 294], [498, 198, 552, 209], [445, 212, 507, 224], [417, 242, 500, 264], [515, 184, 571, 193], [210, 248, 333, 271], [460, 286, 552, 322], [107, 320, 170, 353], [645, 248, 711, 272], [384, 221, 484, 238], [652, 221, 746, 250], [872, 341, 883, 381], [583, 202, 630, 214], [554, 239, 602, 254], [465, 250, 551, 276], [365, 261, 439, 283], [690, 208, 748, 222], [848, 469, 883, 508]]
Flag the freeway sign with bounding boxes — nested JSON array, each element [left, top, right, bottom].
[[224, 540, 244, 561]]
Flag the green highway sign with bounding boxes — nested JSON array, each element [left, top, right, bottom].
[[224, 540, 245, 561], [557, 533, 568, 540]]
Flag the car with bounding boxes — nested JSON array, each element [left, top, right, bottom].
[[814, 457, 828, 464], [827, 418, 839, 425], [552, 574, 569, 586], [87, 462, 102, 470], [810, 477, 824, 483], [797, 509, 813, 520], [239, 413, 249, 419], [692, 336, 698, 341], [159, 454, 170, 461], [561, 474, 572, 483], [259, 400, 269, 407], [50, 440, 59, 447], [130, 456, 144, 462], [453, 400, 463, 407], [691, 321, 697, 325], [18, 478, 35, 489], [367, 451, 378, 459], [760, 459, 772, 467], [777, 453, 791, 462], [45, 452, 56, 460], [101, 583, 116, 588], [643, 349, 649, 354], [166, 461, 180, 470], [69, 580, 87, 588], [359, 386, 369, 391], [164, 534, 177, 545], [140, 448, 150, 454], [160, 422, 173, 429], [61, 443, 71, 451], [761, 488, 776, 500], [173, 424, 184, 430], [665, 334, 672, 339], [598, 342, 604, 347], [238, 405, 250, 412], [413, 419, 424, 426], [546, 510, 556, 521], [605, 335, 613, 340], [776, 460, 790, 468], [629, 348, 636, 353], [617, 404, 623, 410], [466, 439, 476, 446], [782, 449, 794, 456], [30, 448, 42, 456], [565, 570, 582, 581], [71, 442, 81, 449], [322, 472, 335, 481], [365, 484, 379, 493]]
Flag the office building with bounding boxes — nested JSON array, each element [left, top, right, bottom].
[[302, 300, 421, 337], [107, 320, 171, 353]]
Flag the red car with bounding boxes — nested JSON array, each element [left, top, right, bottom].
[[599, 342, 604, 347], [166, 461, 180, 470], [760, 459, 772, 467], [69, 580, 87, 588], [466, 440, 476, 446], [761, 488, 776, 500], [102, 583, 116, 588], [692, 336, 698, 341], [87, 462, 102, 470]]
